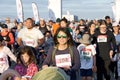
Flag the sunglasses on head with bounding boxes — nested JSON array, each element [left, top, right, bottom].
[[57, 35, 67, 38]]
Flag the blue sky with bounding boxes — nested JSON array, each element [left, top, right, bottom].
[[0, 0, 114, 20]]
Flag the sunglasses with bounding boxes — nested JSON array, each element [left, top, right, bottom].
[[57, 35, 67, 38], [100, 27, 106, 29]]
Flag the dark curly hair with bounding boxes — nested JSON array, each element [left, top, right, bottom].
[[16, 46, 36, 65], [53, 27, 74, 46]]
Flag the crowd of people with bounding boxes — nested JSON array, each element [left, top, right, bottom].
[[0, 16, 120, 80]]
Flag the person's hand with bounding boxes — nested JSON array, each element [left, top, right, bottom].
[[42, 65, 48, 69], [92, 65, 97, 72], [63, 66, 70, 71], [21, 78, 28, 80], [39, 50, 44, 53], [14, 77, 21, 80], [109, 50, 113, 60], [75, 38, 79, 42]]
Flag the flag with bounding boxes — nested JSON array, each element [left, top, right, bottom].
[[67, 10, 70, 21], [112, 5, 116, 20], [113, 0, 120, 23], [116, 0, 120, 23], [48, 0, 62, 21], [32, 2, 40, 24], [16, 0, 24, 22]]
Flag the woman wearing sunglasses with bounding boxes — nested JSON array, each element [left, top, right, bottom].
[[42, 27, 80, 80]]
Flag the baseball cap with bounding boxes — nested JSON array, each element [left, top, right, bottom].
[[112, 22, 119, 27], [1, 24, 8, 28]]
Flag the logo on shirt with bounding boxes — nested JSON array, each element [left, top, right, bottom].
[[81, 48, 92, 61]]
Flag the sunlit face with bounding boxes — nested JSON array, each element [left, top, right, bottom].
[[79, 20, 84, 25], [5, 18, 10, 24], [45, 32, 51, 37], [26, 19, 33, 29], [113, 26, 119, 32], [49, 21, 53, 26], [40, 20, 45, 26], [57, 31, 68, 45], [99, 24, 107, 33], [60, 21, 67, 27], [106, 18, 111, 24], [89, 24, 96, 31], [19, 22, 23, 27], [20, 53, 30, 65], [2, 28, 8, 32]]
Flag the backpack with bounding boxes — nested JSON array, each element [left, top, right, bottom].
[[52, 46, 74, 63], [0, 32, 12, 50], [32, 67, 70, 80], [1, 32, 10, 42]]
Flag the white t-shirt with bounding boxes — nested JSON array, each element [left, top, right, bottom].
[[0, 46, 16, 73], [77, 44, 96, 69], [18, 27, 44, 48], [6, 22, 15, 29]]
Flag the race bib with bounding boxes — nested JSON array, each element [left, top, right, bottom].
[[81, 48, 92, 56], [97, 35, 107, 42], [24, 38, 35, 47], [55, 54, 71, 67]]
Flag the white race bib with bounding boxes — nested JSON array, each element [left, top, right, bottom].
[[55, 54, 71, 67], [97, 35, 107, 42], [81, 48, 92, 57], [24, 38, 35, 47]]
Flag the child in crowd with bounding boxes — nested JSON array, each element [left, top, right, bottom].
[[73, 28, 81, 46], [0, 35, 16, 74], [14, 46, 38, 80], [77, 33, 97, 80], [44, 31, 54, 47], [112, 45, 120, 80]]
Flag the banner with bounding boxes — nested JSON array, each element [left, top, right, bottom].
[[16, 0, 24, 22], [32, 2, 40, 24], [113, 0, 120, 23], [112, 5, 116, 20], [48, 0, 62, 21], [116, 0, 120, 23]]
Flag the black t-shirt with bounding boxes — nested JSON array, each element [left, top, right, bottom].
[[94, 30, 116, 60]]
